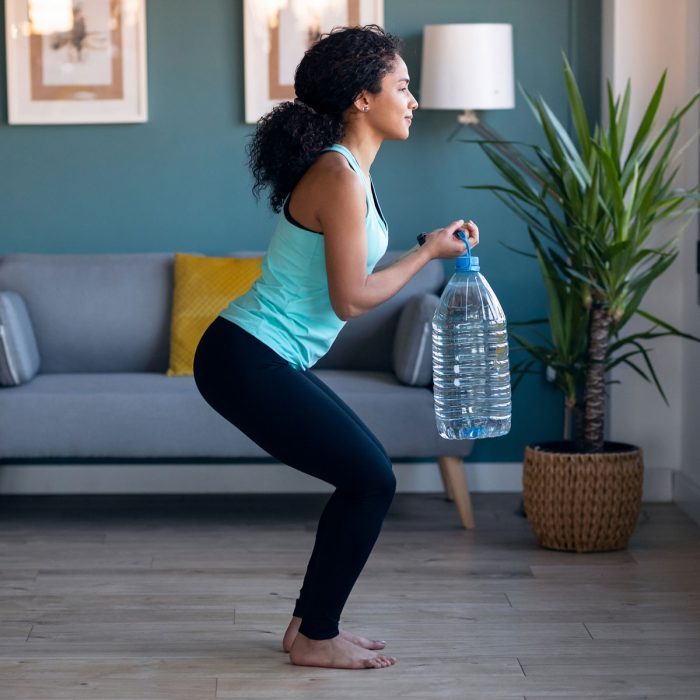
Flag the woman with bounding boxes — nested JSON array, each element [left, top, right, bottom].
[[193, 24, 479, 670]]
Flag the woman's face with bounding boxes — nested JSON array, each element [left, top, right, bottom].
[[365, 55, 419, 139]]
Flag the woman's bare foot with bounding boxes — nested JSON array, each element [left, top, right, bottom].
[[289, 630, 397, 669], [282, 616, 386, 653]]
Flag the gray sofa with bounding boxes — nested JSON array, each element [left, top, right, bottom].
[[0, 250, 476, 527]]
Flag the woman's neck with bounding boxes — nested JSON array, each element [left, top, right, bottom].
[[337, 134, 381, 179]]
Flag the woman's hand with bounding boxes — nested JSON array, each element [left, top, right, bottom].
[[423, 219, 479, 260]]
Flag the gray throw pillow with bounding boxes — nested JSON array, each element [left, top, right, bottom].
[[392, 293, 439, 387], [0, 290, 41, 386]]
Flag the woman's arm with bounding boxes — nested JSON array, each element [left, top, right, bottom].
[[344, 244, 434, 318], [344, 219, 478, 319], [316, 163, 478, 321]]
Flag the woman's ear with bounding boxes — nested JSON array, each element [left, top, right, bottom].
[[352, 91, 370, 113]]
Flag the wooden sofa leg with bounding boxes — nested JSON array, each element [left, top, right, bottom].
[[437, 456, 475, 529], [438, 460, 454, 501]]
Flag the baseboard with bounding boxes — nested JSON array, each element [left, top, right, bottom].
[[673, 470, 700, 526], [0, 461, 676, 499]]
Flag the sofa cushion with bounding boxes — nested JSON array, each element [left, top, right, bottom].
[[0, 253, 178, 373], [0, 291, 41, 386], [393, 293, 439, 387], [167, 253, 262, 377], [0, 371, 473, 460]]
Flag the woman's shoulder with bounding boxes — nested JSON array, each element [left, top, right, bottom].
[[307, 150, 363, 195], [286, 151, 363, 232], [311, 148, 353, 176]]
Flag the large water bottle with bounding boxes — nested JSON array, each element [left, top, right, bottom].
[[431, 231, 511, 439]]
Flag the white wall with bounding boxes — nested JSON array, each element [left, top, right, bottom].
[[602, 0, 700, 517]]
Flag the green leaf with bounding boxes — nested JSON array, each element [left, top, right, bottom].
[[537, 96, 591, 189], [510, 330, 554, 361], [607, 329, 677, 355], [509, 318, 550, 326], [606, 80, 621, 171], [528, 229, 568, 350], [590, 140, 625, 230], [480, 142, 541, 200], [636, 308, 700, 343], [629, 340, 669, 405], [626, 70, 667, 163], [619, 358, 652, 384], [564, 267, 606, 295], [511, 360, 538, 392], [606, 240, 631, 259], [497, 239, 538, 259], [471, 186, 563, 248], [561, 51, 591, 161], [617, 78, 632, 154]]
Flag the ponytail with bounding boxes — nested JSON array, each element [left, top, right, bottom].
[[246, 100, 344, 213]]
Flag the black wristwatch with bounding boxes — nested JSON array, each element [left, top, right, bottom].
[[417, 230, 466, 246]]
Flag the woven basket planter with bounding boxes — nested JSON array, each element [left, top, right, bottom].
[[522, 441, 644, 553]]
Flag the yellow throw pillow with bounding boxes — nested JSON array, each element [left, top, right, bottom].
[[166, 253, 262, 376]]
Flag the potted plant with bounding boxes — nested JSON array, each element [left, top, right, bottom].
[[463, 54, 700, 552]]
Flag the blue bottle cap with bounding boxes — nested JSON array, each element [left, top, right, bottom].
[[455, 230, 479, 271]]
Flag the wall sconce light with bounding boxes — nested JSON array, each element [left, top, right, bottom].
[[419, 23, 533, 175], [420, 23, 514, 122]]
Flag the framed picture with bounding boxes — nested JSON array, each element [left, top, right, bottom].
[[243, 0, 384, 124], [4, 0, 148, 124]]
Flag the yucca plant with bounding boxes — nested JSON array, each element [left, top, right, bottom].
[[463, 53, 700, 453]]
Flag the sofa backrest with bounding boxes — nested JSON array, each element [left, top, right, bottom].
[[0, 251, 445, 373], [0, 253, 174, 374]]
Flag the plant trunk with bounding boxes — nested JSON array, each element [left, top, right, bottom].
[[563, 402, 572, 440], [584, 304, 611, 451], [573, 402, 586, 452], [564, 398, 584, 446]]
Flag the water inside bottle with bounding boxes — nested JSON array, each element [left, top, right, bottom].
[[432, 277, 511, 439]]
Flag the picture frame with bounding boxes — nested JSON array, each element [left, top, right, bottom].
[[4, 0, 148, 125], [243, 0, 384, 124]]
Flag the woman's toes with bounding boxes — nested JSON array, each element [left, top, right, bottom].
[[339, 629, 387, 650]]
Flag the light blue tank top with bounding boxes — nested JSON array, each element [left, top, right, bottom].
[[218, 143, 389, 371]]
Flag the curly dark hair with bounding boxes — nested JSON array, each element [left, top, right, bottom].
[[246, 24, 403, 213]]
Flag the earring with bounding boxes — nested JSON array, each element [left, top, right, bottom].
[[363, 106, 368, 112]]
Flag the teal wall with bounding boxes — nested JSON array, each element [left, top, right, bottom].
[[0, 0, 601, 463]]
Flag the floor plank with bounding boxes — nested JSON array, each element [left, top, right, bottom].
[[0, 492, 698, 699]]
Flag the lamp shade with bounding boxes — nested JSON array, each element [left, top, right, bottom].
[[419, 24, 515, 110]]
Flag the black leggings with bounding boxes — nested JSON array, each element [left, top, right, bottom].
[[192, 315, 396, 640]]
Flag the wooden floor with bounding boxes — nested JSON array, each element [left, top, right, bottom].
[[0, 491, 699, 699]]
